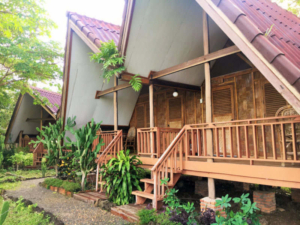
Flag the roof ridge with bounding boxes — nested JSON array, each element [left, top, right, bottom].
[[30, 86, 61, 96], [67, 11, 121, 30]]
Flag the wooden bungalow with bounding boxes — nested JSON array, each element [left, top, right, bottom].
[[5, 87, 61, 166], [60, 0, 300, 210]]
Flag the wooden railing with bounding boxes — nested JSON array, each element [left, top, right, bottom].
[[92, 130, 118, 153], [186, 115, 300, 163], [21, 138, 37, 150], [32, 142, 45, 166], [137, 127, 180, 157], [95, 130, 123, 192], [149, 115, 300, 209]]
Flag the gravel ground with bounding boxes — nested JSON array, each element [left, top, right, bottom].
[[6, 178, 128, 225]]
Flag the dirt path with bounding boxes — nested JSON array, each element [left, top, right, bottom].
[[6, 178, 127, 225]]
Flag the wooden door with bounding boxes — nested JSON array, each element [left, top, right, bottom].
[[167, 97, 183, 128]]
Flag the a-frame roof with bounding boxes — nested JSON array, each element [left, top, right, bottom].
[[211, 0, 300, 91]]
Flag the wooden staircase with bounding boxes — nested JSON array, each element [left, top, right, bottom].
[[132, 127, 187, 209], [95, 130, 123, 192]]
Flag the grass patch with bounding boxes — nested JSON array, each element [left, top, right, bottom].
[[43, 178, 81, 192], [0, 197, 53, 225], [12, 169, 56, 178], [0, 182, 21, 190]]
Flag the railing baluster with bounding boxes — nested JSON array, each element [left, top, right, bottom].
[[229, 127, 233, 158], [147, 132, 150, 154], [292, 123, 297, 161], [236, 126, 240, 158], [222, 127, 226, 157], [191, 129, 195, 156], [253, 125, 257, 159], [262, 125, 266, 159], [271, 124, 276, 159], [245, 126, 249, 158], [203, 129, 207, 156], [197, 129, 201, 156], [137, 132, 140, 154], [185, 130, 189, 160], [215, 128, 219, 157], [281, 124, 286, 160]]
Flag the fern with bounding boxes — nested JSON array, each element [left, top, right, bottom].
[[90, 40, 142, 91], [129, 75, 142, 92]]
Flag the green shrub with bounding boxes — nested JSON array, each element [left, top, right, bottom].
[[101, 150, 142, 205], [43, 178, 63, 187], [137, 208, 156, 224], [214, 193, 260, 225], [60, 181, 81, 192], [137, 209, 180, 225]]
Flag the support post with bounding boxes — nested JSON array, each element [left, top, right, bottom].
[[203, 10, 215, 199], [149, 82, 155, 157], [114, 76, 118, 131]]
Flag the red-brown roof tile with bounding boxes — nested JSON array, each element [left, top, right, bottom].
[[213, 0, 300, 92], [67, 11, 121, 47], [31, 86, 61, 114]]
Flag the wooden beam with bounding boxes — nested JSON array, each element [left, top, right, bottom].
[[203, 10, 215, 200], [26, 118, 55, 122], [152, 79, 201, 92], [121, 72, 150, 84], [114, 77, 118, 131], [95, 83, 131, 99], [151, 45, 240, 79]]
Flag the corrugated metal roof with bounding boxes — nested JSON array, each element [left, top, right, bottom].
[[67, 11, 121, 47], [212, 0, 300, 91], [31, 86, 61, 114]]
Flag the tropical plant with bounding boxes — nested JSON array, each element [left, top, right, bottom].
[[90, 40, 142, 92], [213, 193, 260, 225], [60, 181, 81, 192], [41, 158, 47, 178], [65, 119, 103, 191], [9, 152, 24, 171], [30, 117, 76, 176], [0, 136, 5, 167], [57, 157, 76, 181], [100, 150, 143, 205], [0, 201, 9, 225], [161, 178, 199, 225]]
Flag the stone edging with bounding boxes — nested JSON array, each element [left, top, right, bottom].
[[39, 183, 74, 197]]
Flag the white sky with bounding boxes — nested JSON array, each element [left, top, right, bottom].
[[45, 0, 125, 48], [35, 0, 125, 91]]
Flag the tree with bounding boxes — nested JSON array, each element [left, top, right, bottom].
[[30, 117, 76, 176], [0, 0, 63, 134], [273, 0, 300, 16], [66, 119, 104, 191]]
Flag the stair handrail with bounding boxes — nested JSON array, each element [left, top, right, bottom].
[[151, 126, 187, 209], [32, 141, 43, 154], [95, 130, 123, 191], [151, 126, 186, 173]]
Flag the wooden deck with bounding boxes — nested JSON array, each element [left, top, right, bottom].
[[73, 192, 108, 204]]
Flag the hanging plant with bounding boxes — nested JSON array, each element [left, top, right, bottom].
[[90, 40, 142, 92]]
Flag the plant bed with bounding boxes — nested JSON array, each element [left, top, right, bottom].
[[41, 178, 80, 198], [3, 194, 64, 225]]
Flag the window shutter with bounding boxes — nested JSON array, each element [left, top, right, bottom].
[[212, 87, 233, 115], [136, 105, 145, 128], [264, 83, 286, 117]]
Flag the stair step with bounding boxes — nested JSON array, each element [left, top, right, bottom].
[[140, 179, 174, 186], [131, 191, 163, 201]]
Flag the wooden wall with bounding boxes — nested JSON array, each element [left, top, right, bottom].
[[129, 69, 289, 129]]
